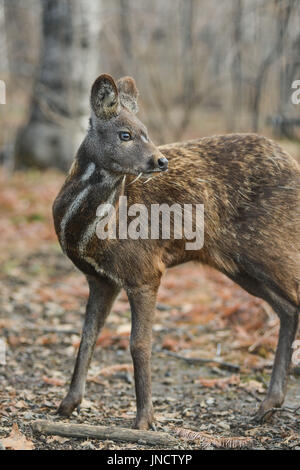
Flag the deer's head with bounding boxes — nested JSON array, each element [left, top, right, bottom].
[[88, 74, 168, 177]]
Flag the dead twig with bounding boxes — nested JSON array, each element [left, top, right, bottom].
[[256, 406, 300, 422], [163, 350, 240, 372], [31, 420, 178, 446]]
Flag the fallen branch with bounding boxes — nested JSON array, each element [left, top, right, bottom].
[[31, 420, 178, 446], [163, 351, 240, 372]]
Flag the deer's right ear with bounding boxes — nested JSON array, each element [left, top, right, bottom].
[[90, 74, 120, 119], [117, 76, 139, 114]]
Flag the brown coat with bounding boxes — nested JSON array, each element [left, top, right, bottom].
[[53, 74, 300, 429]]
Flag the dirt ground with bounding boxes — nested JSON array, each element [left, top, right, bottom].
[[0, 169, 300, 450]]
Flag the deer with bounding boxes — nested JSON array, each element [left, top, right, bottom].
[[53, 73, 300, 430]]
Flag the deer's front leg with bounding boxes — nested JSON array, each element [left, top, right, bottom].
[[58, 276, 120, 416], [127, 285, 158, 430]]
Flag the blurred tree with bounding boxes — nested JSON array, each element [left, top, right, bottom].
[[275, 15, 300, 138], [0, 0, 9, 75], [14, 0, 102, 171], [1, 0, 300, 160], [251, 0, 295, 132], [230, 0, 243, 131], [118, 0, 134, 76], [180, 0, 196, 136]]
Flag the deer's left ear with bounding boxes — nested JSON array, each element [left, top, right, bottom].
[[90, 74, 120, 119], [117, 76, 139, 114]]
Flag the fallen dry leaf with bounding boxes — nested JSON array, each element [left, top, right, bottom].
[[240, 379, 265, 394], [42, 375, 65, 386], [116, 323, 131, 335], [97, 363, 133, 377], [36, 334, 58, 345], [14, 400, 29, 409], [195, 374, 240, 389], [2, 423, 34, 450], [46, 436, 70, 444], [282, 432, 300, 446]]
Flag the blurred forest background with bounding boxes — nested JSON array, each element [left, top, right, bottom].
[[0, 0, 300, 171]]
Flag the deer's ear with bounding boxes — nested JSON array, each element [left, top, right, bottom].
[[117, 76, 139, 114], [90, 74, 120, 119]]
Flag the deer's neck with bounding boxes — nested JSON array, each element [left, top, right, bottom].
[[75, 158, 125, 206], [57, 157, 125, 256]]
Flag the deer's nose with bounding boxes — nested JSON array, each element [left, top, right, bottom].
[[157, 157, 168, 171]]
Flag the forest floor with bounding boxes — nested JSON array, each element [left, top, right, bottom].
[[1, 167, 300, 451]]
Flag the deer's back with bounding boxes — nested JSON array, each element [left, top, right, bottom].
[[54, 133, 300, 299], [129, 133, 300, 296]]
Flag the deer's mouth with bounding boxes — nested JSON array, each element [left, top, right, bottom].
[[108, 161, 168, 180], [143, 169, 166, 175], [131, 168, 167, 179], [130, 166, 168, 177], [124, 168, 167, 185]]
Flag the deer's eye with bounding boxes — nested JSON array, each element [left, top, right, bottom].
[[119, 131, 132, 141]]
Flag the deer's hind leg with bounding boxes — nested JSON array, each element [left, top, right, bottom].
[[227, 269, 299, 422], [57, 275, 120, 417], [253, 292, 298, 421]]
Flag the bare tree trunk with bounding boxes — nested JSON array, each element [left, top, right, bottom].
[[118, 0, 133, 76], [231, 0, 243, 131], [0, 0, 9, 76], [1, 0, 41, 172], [181, 0, 195, 109], [252, 0, 294, 132], [179, 0, 196, 137], [14, 0, 102, 171], [3, 0, 39, 80]]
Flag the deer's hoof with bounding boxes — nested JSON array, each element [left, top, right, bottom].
[[252, 409, 271, 423], [57, 394, 82, 417], [133, 413, 155, 430], [252, 396, 284, 423], [133, 409, 155, 430], [133, 419, 153, 430]]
